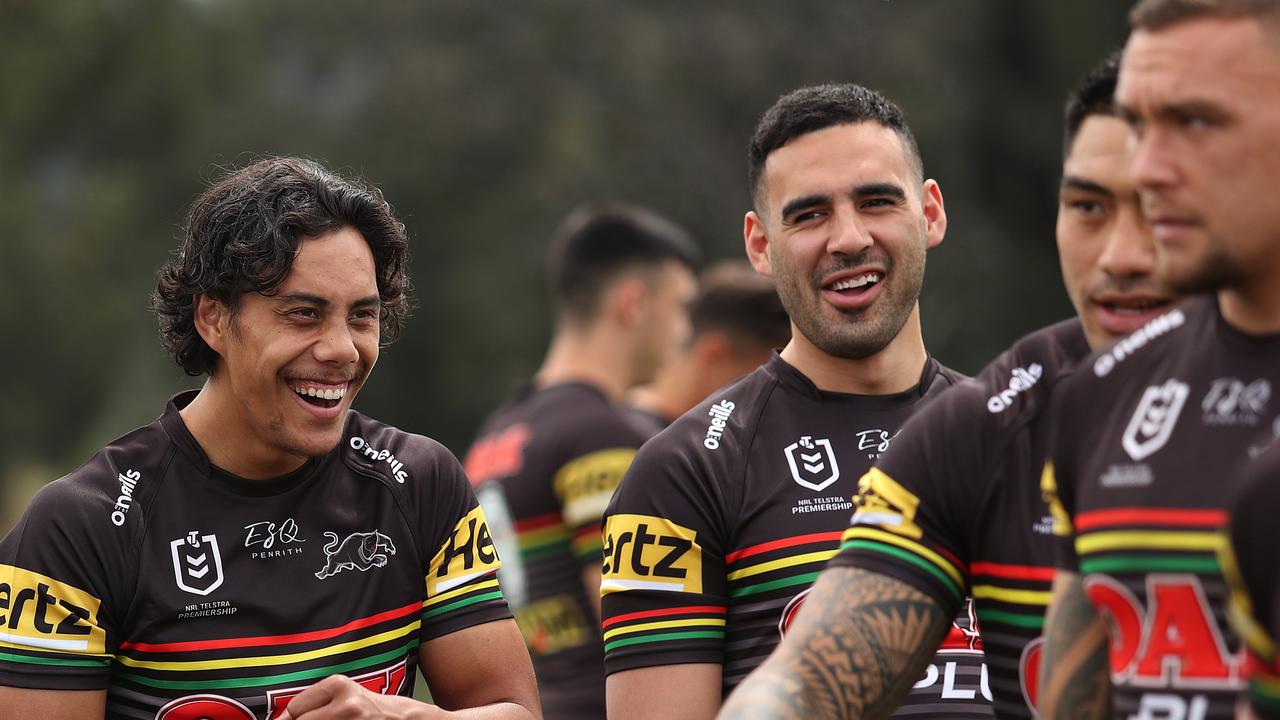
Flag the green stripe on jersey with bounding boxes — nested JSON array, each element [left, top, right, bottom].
[[421, 590, 505, 621], [0, 651, 111, 668], [113, 641, 416, 690], [1080, 554, 1219, 576], [604, 630, 724, 653], [729, 571, 820, 599], [841, 540, 963, 602], [977, 608, 1046, 630]]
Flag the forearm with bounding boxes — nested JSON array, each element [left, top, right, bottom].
[[1038, 571, 1111, 720], [718, 567, 950, 720], [434, 701, 539, 719]]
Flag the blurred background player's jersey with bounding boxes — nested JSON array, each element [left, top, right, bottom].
[[465, 382, 647, 719]]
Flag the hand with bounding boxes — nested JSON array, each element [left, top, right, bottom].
[[280, 675, 440, 719]]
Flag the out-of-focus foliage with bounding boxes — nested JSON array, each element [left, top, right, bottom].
[[0, 0, 1131, 524]]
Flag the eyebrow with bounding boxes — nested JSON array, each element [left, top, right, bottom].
[[1060, 176, 1114, 196], [779, 183, 908, 220], [274, 293, 381, 310]]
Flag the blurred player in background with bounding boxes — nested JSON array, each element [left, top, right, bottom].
[[601, 83, 983, 720], [1038, 1, 1280, 717], [722, 50, 1179, 720], [462, 202, 698, 720], [1223, 441, 1280, 720], [626, 259, 791, 437], [0, 157, 539, 720]]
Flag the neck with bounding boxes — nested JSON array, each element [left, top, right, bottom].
[[1219, 276, 1280, 336], [179, 378, 308, 479], [780, 305, 929, 395], [627, 360, 697, 422], [535, 324, 634, 403]]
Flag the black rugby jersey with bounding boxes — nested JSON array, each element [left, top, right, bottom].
[[1222, 442, 1280, 719], [601, 353, 993, 716], [0, 391, 510, 719], [828, 319, 1089, 718], [462, 381, 647, 719], [1043, 296, 1280, 720]]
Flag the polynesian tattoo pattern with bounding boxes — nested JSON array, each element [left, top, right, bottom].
[[1038, 572, 1111, 720], [719, 566, 950, 720]]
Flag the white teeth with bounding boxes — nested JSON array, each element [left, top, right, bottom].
[[290, 384, 346, 400], [831, 273, 882, 291]]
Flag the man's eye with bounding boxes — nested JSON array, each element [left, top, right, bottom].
[[1069, 200, 1105, 217], [287, 308, 319, 319], [351, 309, 379, 322], [862, 198, 894, 209], [791, 211, 824, 224]]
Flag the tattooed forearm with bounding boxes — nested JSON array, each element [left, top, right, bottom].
[[717, 567, 950, 720], [1039, 571, 1111, 720]]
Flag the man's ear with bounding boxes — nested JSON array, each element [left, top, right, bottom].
[[744, 211, 774, 277], [607, 276, 649, 328], [193, 293, 232, 355], [921, 179, 947, 249], [692, 331, 732, 374]]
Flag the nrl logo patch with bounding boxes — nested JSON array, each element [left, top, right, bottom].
[[1122, 379, 1190, 461], [170, 531, 225, 596], [314, 530, 396, 580], [785, 435, 841, 492]]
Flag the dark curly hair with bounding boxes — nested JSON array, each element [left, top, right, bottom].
[[152, 157, 412, 376]]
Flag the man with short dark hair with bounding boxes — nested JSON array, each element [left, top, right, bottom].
[[722, 51, 1181, 720], [626, 260, 791, 435], [600, 83, 981, 720], [0, 157, 540, 719], [1037, 1, 1280, 717], [462, 202, 698, 719]]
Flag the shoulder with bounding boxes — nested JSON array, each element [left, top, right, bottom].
[[1082, 300, 1204, 383], [626, 367, 774, 486], [342, 412, 464, 490], [33, 417, 177, 536], [975, 319, 1089, 416]]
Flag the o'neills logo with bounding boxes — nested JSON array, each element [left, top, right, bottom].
[[349, 437, 409, 483], [110, 469, 141, 527], [1093, 309, 1186, 377], [703, 400, 736, 450], [987, 364, 1043, 414]]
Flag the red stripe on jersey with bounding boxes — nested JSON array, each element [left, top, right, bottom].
[[1074, 507, 1228, 531], [118, 600, 422, 653], [515, 512, 564, 532], [601, 605, 727, 629], [970, 562, 1056, 582], [725, 532, 843, 564], [572, 524, 600, 540]]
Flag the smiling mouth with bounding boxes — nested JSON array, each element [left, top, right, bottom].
[[827, 272, 883, 294], [1097, 297, 1170, 316], [288, 383, 348, 410]]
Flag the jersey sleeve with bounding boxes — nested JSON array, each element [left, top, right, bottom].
[[553, 414, 647, 567], [415, 438, 513, 641], [1221, 447, 1280, 718], [1042, 378, 1083, 573], [0, 477, 134, 690], [599, 427, 729, 674], [826, 379, 987, 613]]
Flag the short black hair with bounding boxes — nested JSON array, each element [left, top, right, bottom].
[[153, 157, 412, 376], [547, 201, 700, 324], [1063, 50, 1123, 159], [747, 83, 923, 210], [690, 261, 790, 353]]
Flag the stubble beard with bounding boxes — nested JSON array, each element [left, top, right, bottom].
[[775, 251, 925, 361], [1158, 239, 1247, 296]]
